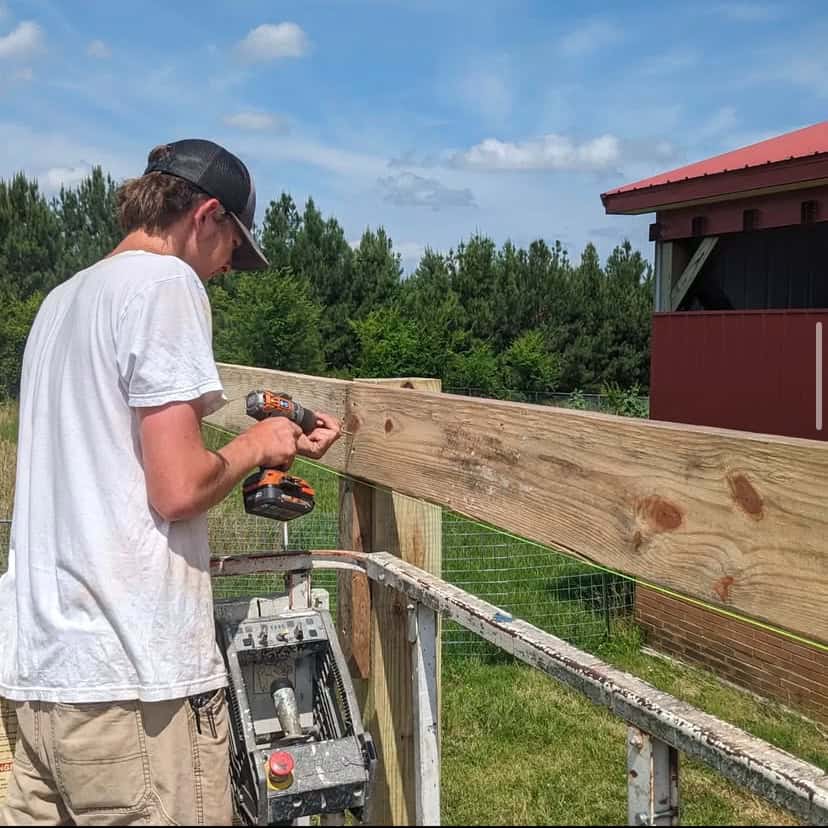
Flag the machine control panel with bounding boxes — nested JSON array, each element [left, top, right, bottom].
[[215, 590, 375, 825], [236, 615, 326, 651]]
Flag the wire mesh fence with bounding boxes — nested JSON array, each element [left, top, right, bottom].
[[204, 466, 635, 659], [440, 511, 634, 655], [207, 510, 341, 610], [0, 441, 636, 661], [444, 387, 650, 414], [1, 498, 635, 659]]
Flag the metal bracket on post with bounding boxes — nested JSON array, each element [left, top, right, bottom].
[[627, 726, 680, 826], [408, 602, 441, 826]]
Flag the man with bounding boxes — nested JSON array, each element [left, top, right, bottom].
[[0, 139, 341, 825]]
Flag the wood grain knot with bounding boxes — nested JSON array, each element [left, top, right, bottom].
[[344, 414, 361, 434], [384, 418, 394, 434], [727, 473, 763, 519], [713, 575, 735, 603], [636, 496, 683, 532]]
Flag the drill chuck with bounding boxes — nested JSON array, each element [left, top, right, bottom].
[[245, 390, 318, 434]]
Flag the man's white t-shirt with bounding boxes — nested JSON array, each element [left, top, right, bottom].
[[0, 251, 229, 703]]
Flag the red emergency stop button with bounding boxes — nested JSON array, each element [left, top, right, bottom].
[[267, 751, 295, 786]]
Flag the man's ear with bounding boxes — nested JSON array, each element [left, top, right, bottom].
[[193, 197, 222, 228]]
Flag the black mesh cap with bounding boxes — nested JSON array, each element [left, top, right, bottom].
[[144, 138, 269, 271]]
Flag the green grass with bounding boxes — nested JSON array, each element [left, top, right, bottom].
[[0, 403, 18, 445], [0, 402, 17, 523], [603, 641, 828, 773], [441, 656, 817, 826]]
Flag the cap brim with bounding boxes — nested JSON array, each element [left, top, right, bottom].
[[229, 213, 269, 271]]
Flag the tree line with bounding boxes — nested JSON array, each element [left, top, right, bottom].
[[0, 167, 654, 401]]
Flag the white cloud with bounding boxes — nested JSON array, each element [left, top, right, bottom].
[[378, 171, 476, 210], [696, 106, 739, 141], [223, 111, 289, 132], [396, 241, 427, 274], [0, 122, 136, 194], [347, 237, 424, 274], [639, 48, 698, 76], [87, 39, 111, 59], [455, 133, 621, 172], [560, 19, 620, 58], [43, 163, 93, 190], [236, 23, 309, 62], [773, 54, 828, 97], [396, 241, 426, 261], [0, 21, 44, 60], [712, 2, 780, 21], [457, 63, 512, 123], [230, 134, 386, 178], [743, 28, 828, 97]]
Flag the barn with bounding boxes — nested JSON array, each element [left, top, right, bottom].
[[602, 121, 828, 721]]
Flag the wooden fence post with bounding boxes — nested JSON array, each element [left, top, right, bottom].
[[337, 378, 442, 826], [337, 476, 373, 706]]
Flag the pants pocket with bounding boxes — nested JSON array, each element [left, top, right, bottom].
[[11, 702, 36, 770], [186, 689, 232, 825], [52, 701, 150, 813]]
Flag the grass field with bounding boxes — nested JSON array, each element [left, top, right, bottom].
[[440, 657, 823, 826], [0, 406, 824, 824]]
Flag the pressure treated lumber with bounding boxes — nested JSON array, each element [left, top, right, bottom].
[[337, 378, 442, 826], [206, 364, 828, 644]]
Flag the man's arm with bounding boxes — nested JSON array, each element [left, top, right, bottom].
[[138, 399, 303, 522]]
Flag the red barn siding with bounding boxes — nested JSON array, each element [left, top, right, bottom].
[[650, 309, 828, 441], [644, 308, 828, 722]]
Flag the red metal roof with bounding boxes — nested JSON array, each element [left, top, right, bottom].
[[602, 120, 828, 215]]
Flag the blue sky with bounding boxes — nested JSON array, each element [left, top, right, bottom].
[[2, 0, 827, 273]]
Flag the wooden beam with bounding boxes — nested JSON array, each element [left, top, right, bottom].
[[653, 241, 672, 312], [670, 236, 718, 310], [337, 477, 372, 685], [206, 365, 828, 644], [355, 378, 442, 827]]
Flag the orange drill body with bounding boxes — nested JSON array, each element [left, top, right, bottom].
[[242, 390, 317, 522]]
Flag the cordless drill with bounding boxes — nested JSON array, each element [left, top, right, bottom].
[[242, 391, 316, 521]]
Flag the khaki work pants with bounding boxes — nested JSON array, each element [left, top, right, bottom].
[[0, 690, 232, 826]]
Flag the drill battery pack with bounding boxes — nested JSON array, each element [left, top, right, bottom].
[[242, 469, 316, 521]]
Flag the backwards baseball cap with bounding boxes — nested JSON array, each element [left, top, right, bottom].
[[144, 138, 269, 271]]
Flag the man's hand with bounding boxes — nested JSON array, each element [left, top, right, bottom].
[[297, 412, 342, 460], [246, 417, 303, 469], [138, 399, 303, 522]]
